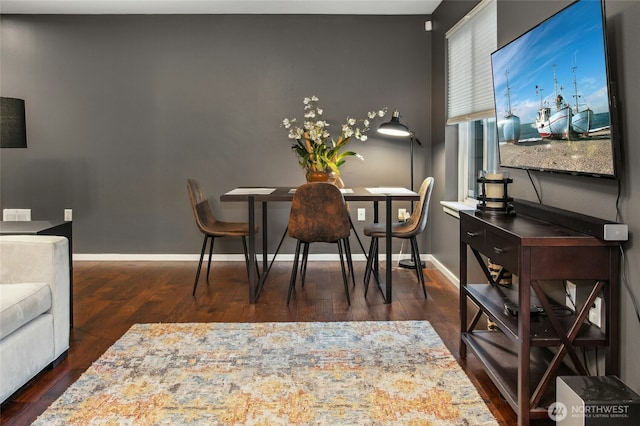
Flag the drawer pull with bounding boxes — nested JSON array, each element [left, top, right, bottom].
[[493, 247, 504, 254], [466, 231, 481, 238]]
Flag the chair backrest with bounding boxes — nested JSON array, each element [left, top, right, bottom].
[[288, 182, 351, 243], [404, 177, 435, 236], [187, 178, 217, 233]]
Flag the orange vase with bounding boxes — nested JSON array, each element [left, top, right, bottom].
[[305, 169, 336, 184]]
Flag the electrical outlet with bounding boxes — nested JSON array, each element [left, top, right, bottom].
[[398, 208, 407, 221], [357, 208, 366, 221], [2, 208, 31, 221], [64, 209, 73, 221], [566, 281, 577, 310], [589, 297, 602, 328]]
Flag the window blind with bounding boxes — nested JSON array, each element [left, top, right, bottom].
[[446, 0, 497, 125]]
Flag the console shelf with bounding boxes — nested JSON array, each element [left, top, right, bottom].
[[465, 284, 607, 346], [461, 330, 574, 419], [459, 205, 620, 425]]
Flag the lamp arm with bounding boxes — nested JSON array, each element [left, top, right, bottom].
[[410, 131, 423, 146]]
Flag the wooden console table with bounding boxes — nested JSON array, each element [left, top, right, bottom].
[[0, 220, 74, 327], [459, 206, 619, 425]]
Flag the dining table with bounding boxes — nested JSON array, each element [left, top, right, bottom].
[[220, 186, 420, 304]]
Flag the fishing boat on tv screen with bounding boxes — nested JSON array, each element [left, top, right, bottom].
[[490, 0, 620, 178]]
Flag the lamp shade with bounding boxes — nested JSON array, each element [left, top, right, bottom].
[[377, 110, 410, 137], [1, 97, 27, 148]]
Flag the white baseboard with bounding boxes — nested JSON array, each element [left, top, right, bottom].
[[427, 255, 459, 288], [73, 253, 458, 287], [75, 253, 429, 262]]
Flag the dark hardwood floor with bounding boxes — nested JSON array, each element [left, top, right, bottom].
[[1, 259, 521, 425]]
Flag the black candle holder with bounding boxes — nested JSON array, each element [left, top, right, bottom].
[[476, 173, 515, 216]]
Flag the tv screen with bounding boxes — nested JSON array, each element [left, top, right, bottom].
[[491, 0, 618, 178]]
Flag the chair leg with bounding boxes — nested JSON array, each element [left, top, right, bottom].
[[343, 238, 356, 287], [337, 240, 351, 305], [193, 235, 210, 296], [287, 240, 303, 305], [410, 236, 427, 299], [206, 236, 215, 280], [300, 242, 310, 287], [364, 237, 378, 297], [364, 238, 373, 295]]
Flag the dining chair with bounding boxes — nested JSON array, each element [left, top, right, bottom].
[[363, 176, 434, 299], [187, 178, 258, 296], [287, 182, 353, 305]]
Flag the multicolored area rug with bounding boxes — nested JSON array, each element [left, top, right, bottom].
[[34, 321, 497, 425]]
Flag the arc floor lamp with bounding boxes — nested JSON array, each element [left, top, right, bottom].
[[377, 110, 424, 269]]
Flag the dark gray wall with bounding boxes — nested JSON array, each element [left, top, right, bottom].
[[0, 14, 432, 255], [431, 0, 640, 392]]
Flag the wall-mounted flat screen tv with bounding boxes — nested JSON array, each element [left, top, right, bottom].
[[491, 0, 619, 178]]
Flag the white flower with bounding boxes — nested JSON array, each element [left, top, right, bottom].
[[343, 127, 354, 138], [283, 95, 388, 172]]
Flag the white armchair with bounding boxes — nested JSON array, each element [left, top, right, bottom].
[[0, 235, 70, 403]]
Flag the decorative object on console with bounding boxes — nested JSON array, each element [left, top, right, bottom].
[[487, 259, 513, 331], [476, 170, 515, 216], [282, 95, 387, 181], [377, 110, 425, 269], [0, 97, 27, 148]]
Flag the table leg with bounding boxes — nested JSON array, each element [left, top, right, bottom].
[[262, 201, 268, 274], [255, 201, 269, 298], [385, 195, 392, 303], [373, 201, 379, 279], [248, 196, 257, 303]]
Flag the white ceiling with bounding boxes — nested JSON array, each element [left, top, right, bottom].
[[0, 0, 442, 15]]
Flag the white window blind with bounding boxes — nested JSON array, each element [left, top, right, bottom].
[[446, 0, 497, 124]]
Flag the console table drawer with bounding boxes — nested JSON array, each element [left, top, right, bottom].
[[460, 218, 486, 251], [485, 230, 518, 272]]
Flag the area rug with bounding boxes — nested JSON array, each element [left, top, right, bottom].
[[34, 321, 497, 425]]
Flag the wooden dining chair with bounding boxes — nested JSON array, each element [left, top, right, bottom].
[[187, 178, 258, 296], [363, 177, 434, 299], [287, 182, 353, 305]]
